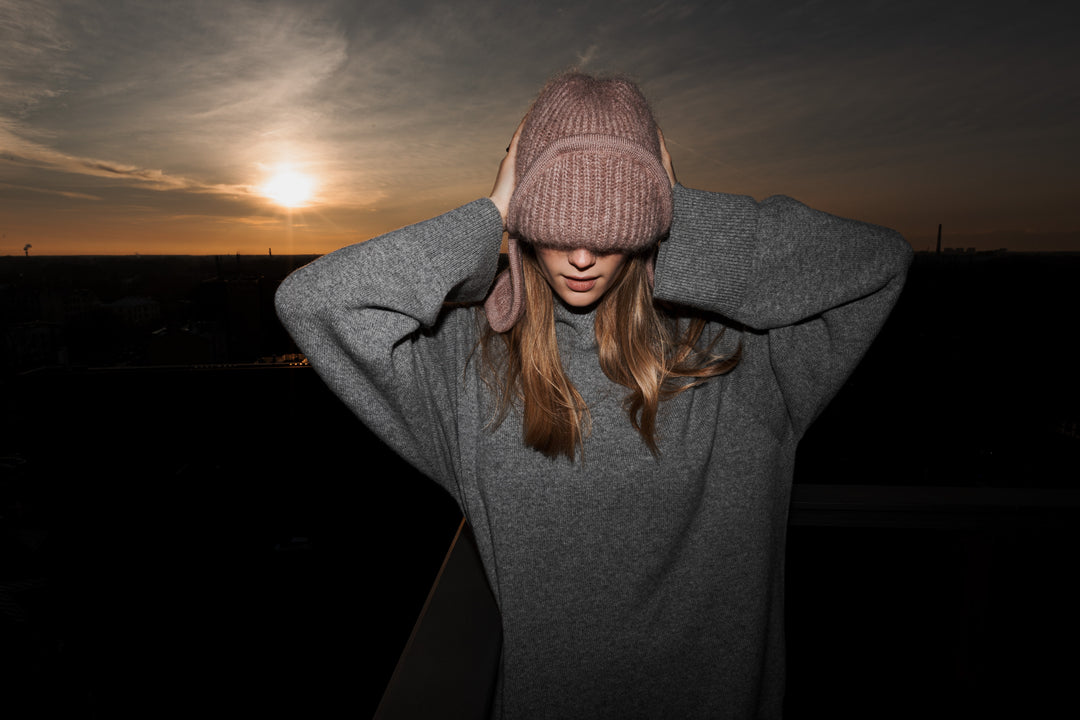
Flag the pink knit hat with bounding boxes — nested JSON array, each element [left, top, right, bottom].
[[484, 73, 673, 332]]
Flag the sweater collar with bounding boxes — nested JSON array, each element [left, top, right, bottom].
[[553, 299, 598, 351]]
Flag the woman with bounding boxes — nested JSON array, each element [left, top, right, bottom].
[[276, 72, 911, 719]]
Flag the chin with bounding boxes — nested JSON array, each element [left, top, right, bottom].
[[561, 296, 595, 307], [556, 288, 604, 307]]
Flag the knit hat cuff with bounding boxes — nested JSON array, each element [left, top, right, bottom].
[[507, 134, 673, 252]]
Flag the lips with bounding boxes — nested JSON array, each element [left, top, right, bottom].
[[564, 276, 597, 292]]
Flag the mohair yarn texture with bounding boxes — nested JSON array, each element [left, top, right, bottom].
[[484, 73, 673, 332]]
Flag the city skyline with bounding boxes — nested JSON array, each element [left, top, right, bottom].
[[1, 0, 1077, 255]]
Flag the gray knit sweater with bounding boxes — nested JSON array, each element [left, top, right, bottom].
[[275, 184, 912, 719]]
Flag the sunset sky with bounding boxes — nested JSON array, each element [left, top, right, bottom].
[[1, 0, 1076, 255]]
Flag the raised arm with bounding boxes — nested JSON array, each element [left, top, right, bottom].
[[274, 122, 523, 485], [654, 183, 912, 434], [274, 199, 505, 485], [655, 186, 910, 328]]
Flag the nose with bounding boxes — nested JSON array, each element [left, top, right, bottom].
[[567, 248, 597, 271]]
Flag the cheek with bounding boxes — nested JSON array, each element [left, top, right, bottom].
[[603, 256, 630, 280], [533, 249, 559, 274], [534, 257, 560, 286]]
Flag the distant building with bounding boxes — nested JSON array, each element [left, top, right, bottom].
[[105, 296, 162, 329], [195, 275, 273, 362], [146, 325, 218, 366], [62, 288, 100, 322], [3, 321, 65, 371]]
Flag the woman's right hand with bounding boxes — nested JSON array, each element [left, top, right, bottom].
[[489, 118, 525, 227]]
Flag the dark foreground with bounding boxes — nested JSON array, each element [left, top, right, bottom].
[[2, 364, 1076, 719], [3, 251, 1079, 717]]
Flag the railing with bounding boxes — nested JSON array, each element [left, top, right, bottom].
[[788, 483, 1080, 528], [373, 520, 501, 720]]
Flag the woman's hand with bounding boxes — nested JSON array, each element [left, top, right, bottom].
[[657, 127, 677, 187], [489, 118, 525, 226]]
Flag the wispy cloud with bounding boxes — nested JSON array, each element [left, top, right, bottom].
[[0, 181, 99, 200], [0, 0, 78, 115], [0, 0, 1076, 253], [1, 0, 352, 200], [1, 120, 248, 197]]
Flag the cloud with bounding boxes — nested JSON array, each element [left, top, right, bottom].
[[0, 181, 100, 200], [0, 118, 248, 197], [0, 0, 78, 115], [0, 0, 362, 208], [1, 0, 1077, 253], [576, 44, 600, 69]]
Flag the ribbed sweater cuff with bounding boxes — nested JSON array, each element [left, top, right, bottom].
[[654, 184, 758, 317]]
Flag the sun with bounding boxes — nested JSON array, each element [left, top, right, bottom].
[[260, 168, 315, 208]]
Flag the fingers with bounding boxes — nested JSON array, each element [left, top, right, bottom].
[[657, 126, 676, 187], [507, 116, 525, 156]]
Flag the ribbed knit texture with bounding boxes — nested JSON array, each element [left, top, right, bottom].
[[485, 73, 673, 332]]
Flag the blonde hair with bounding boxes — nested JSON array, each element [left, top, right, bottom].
[[478, 248, 740, 460]]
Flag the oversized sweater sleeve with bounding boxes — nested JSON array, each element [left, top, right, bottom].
[[273, 198, 505, 487], [653, 184, 913, 435]]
